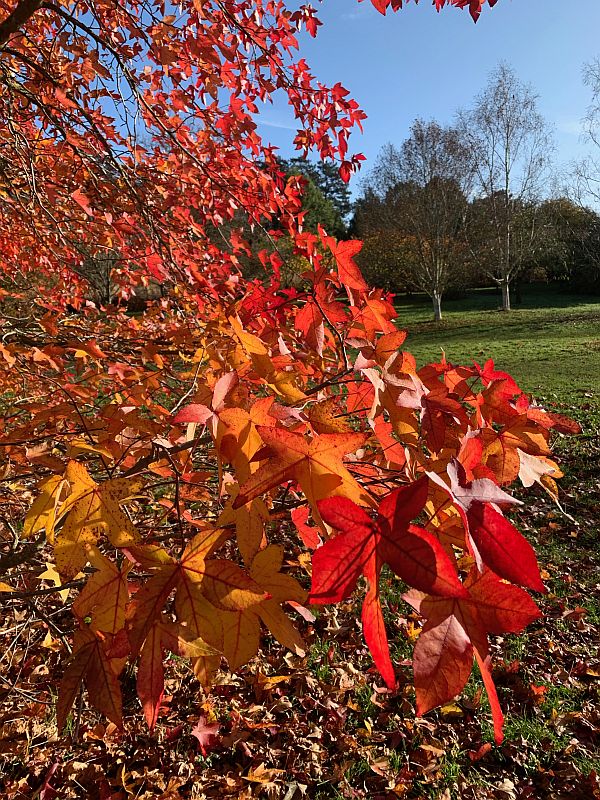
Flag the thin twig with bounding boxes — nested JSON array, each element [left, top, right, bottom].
[[170, 361, 202, 415]]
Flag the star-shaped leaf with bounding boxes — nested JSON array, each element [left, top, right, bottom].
[[310, 479, 466, 688], [54, 463, 143, 580], [234, 427, 372, 528], [409, 567, 540, 744]]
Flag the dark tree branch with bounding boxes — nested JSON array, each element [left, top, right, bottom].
[[0, 0, 44, 47]]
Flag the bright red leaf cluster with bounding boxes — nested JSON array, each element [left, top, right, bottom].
[[0, 0, 501, 303], [0, 0, 368, 303]]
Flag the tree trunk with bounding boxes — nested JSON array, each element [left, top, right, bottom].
[[500, 279, 511, 311], [432, 291, 443, 322]]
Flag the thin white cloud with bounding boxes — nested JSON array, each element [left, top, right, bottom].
[[557, 117, 584, 136], [342, 4, 370, 21], [257, 119, 297, 131]]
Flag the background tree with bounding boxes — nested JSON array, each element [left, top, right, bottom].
[[570, 58, 600, 209], [458, 63, 552, 310], [350, 189, 410, 291], [355, 121, 473, 320], [466, 193, 542, 299], [283, 158, 352, 237], [535, 197, 600, 293]]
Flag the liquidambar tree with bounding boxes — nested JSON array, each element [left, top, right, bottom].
[[1, 0, 575, 752]]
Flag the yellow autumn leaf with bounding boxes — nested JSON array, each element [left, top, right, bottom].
[[42, 631, 62, 650], [55, 463, 143, 580], [249, 544, 307, 656], [66, 439, 114, 460], [38, 562, 75, 603], [228, 317, 305, 403], [217, 496, 269, 565], [22, 474, 66, 542]]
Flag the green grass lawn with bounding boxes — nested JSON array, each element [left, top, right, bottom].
[[395, 285, 600, 408]]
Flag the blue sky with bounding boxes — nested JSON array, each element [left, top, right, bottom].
[[256, 0, 600, 196]]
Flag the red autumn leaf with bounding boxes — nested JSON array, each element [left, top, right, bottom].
[[291, 505, 322, 550], [191, 715, 221, 755], [475, 359, 522, 395], [137, 621, 164, 731], [409, 567, 540, 744], [526, 407, 582, 435], [421, 386, 470, 454], [383, 0, 498, 20], [71, 188, 94, 216], [136, 617, 219, 731], [349, 292, 398, 339], [374, 329, 408, 363], [467, 502, 545, 593], [361, 583, 395, 686], [39, 762, 60, 800], [327, 238, 368, 293], [295, 300, 325, 356], [173, 373, 239, 439], [311, 478, 466, 602], [310, 479, 466, 688], [371, 0, 388, 14], [429, 462, 544, 591], [125, 562, 180, 656], [373, 416, 407, 469], [173, 403, 213, 425]]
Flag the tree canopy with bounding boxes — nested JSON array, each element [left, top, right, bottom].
[[0, 0, 499, 304], [355, 121, 473, 320]]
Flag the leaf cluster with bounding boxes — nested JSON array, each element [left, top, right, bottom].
[[0, 225, 579, 744]]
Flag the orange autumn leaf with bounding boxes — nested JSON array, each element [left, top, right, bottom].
[[234, 427, 373, 527]]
